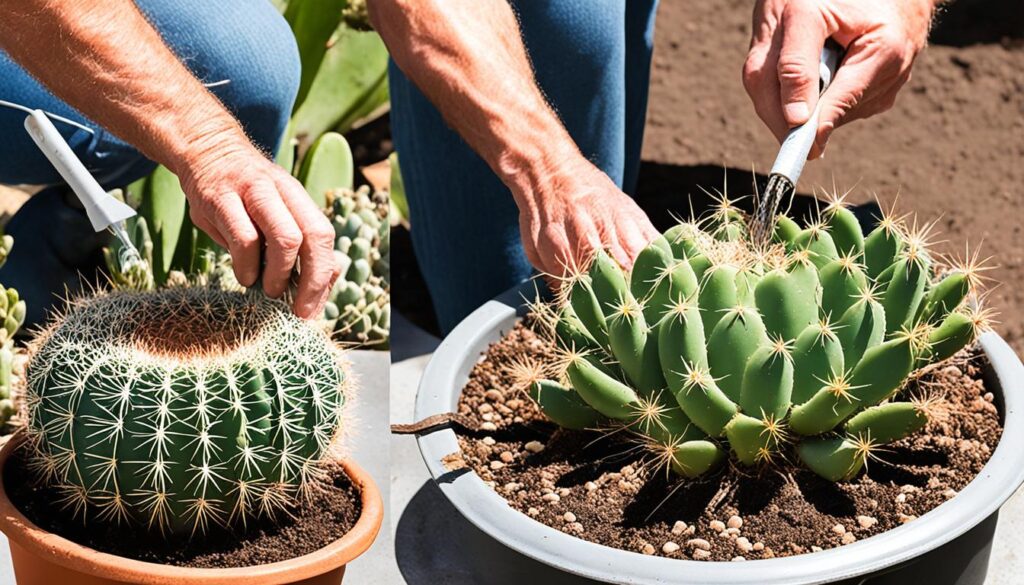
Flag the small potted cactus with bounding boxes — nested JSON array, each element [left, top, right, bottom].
[[0, 286, 382, 584], [412, 193, 1024, 584]]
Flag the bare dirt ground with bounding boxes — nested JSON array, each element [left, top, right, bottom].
[[644, 0, 1023, 353]]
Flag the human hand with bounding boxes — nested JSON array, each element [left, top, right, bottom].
[[743, 0, 934, 158], [515, 160, 658, 282], [176, 140, 340, 319]]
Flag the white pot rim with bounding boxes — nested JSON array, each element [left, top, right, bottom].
[[414, 281, 1024, 585]]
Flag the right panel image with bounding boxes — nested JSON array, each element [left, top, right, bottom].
[[383, 0, 1024, 584]]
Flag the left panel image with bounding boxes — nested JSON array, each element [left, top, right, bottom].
[[0, 0, 391, 583]]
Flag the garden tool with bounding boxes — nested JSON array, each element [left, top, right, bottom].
[[22, 109, 142, 269], [749, 39, 844, 245]]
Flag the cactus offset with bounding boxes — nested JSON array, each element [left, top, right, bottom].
[[24, 287, 349, 535], [529, 193, 991, 482], [323, 186, 391, 348]]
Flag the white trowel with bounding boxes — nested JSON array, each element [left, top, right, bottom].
[[22, 109, 143, 267]]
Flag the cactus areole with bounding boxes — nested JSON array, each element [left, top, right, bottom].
[[529, 196, 991, 482], [23, 287, 348, 536]]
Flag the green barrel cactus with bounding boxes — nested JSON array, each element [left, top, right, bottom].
[[323, 187, 391, 348], [529, 196, 990, 481], [23, 286, 349, 535]]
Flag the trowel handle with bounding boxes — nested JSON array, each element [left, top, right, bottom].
[[23, 109, 135, 232], [769, 39, 844, 183]]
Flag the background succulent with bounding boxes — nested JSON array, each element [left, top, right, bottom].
[[23, 287, 349, 535], [298, 132, 391, 348], [323, 186, 391, 347], [0, 229, 26, 429], [528, 195, 991, 481]]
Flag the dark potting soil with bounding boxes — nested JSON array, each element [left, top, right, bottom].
[[453, 319, 1003, 561], [4, 453, 361, 568]]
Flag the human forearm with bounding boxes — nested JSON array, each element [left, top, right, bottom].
[[371, 0, 657, 276], [370, 0, 583, 208], [0, 0, 250, 179], [0, 0, 339, 318]]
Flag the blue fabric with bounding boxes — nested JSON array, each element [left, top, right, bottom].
[[0, 0, 298, 328], [0, 0, 299, 188], [389, 0, 660, 333]]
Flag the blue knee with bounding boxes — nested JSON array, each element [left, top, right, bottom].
[[135, 0, 300, 155], [0, 1, 299, 188]]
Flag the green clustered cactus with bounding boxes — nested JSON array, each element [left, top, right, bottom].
[[324, 186, 391, 348], [0, 230, 26, 427], [24, 286, 349, 535], [527, 196, 991, 482]]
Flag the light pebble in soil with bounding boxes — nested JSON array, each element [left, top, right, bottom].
[[642, 543, 656, 555], [693, 549, 712, 560], [709, 520, 726, 532], [842, 533, 857, 545], [524, 440, 545, 453], [857, 515, 878, 529], [563, 512, 577, 523], [727, 515, 743, 529], [736, 537, 753, 553], [687, 538, 712, 551], [662, 541, 680, 554], [832, 524, 846, 535], [671, 521, 687, 535]]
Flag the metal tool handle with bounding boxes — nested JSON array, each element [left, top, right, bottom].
[[769, 39, 843, 183]]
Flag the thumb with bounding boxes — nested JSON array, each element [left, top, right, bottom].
[[777, 2, 828, 127]]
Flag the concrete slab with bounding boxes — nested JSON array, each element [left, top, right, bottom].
[[0, 348, 396, 584]]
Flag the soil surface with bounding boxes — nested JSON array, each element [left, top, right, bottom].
[[453, 320, 1002, 561], [5, 452, 362, 568]]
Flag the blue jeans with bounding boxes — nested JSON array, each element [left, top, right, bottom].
[[0, 0, 298, 188], [0, 0, 298, 327], [390, 0, 659, 333]]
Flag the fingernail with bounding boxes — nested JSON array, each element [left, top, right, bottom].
[[784, 102, 810, 124]]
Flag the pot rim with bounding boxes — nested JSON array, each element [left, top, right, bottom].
[[414, 280, 1024, 585], [0, 432, 384, 585]]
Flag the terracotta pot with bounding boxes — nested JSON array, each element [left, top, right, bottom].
[[0, 433, 383, 585]]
